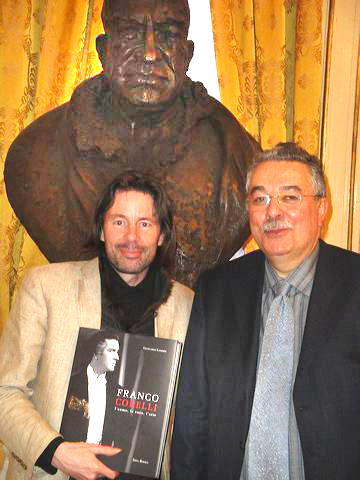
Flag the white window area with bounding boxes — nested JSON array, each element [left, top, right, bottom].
[[187, 0, 220, 101]]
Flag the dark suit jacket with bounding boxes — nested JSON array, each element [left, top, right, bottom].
[[171, 241, 360, 480], [60, 368, 116, 443]]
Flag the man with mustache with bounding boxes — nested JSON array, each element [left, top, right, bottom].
[[172, 142, 360, 479], [0, 172, 194, 480], [5, 0, 259, 287]]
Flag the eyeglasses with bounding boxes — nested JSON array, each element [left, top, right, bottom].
[[247, 192, 322, 209]]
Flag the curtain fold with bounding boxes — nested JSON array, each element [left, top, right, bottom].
[[293, 0, 323, 152]]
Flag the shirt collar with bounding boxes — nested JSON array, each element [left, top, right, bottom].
[[264, 243, 319, 297], [87, 364, 107, 385]]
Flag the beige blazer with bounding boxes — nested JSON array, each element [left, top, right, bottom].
[[0, 258, 194, 480]]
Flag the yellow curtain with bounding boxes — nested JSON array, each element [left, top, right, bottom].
[[210, 0, 324, 251], [0, 0, 103, 329], [210, 0, 323, 149]]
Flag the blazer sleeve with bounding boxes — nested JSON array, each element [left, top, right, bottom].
[[0, 268, 61, 471], [171, 277, 209, 479]]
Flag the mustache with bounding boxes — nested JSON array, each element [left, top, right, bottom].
[[116, 242, 144, 251], [262, 217, 293, 232]]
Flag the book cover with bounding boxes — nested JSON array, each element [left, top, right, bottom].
[[60, 327, 182, 478]]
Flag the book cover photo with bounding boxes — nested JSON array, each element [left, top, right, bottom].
[[60, 327, 182, 478]]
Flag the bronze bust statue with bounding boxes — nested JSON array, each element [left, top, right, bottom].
[[5, 0, 260, 286]]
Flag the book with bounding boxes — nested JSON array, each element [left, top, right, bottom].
[[60, 327, 182, 478]]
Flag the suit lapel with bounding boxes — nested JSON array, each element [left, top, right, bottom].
[[78, 258, 102, 329], [229, 253, 264, 366], [229, 253, 265, 435], [296, 242, 343, 373], [155, 291, 174, 339]]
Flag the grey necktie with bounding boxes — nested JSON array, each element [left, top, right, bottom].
[[247, 282, 294, 480]]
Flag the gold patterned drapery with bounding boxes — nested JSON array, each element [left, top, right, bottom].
[[210, 0, 325, 252], [0, 0, 104, 330], [210, 0, 324, 152]]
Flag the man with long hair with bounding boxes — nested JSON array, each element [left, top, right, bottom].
[[0, 172, 193, 480]]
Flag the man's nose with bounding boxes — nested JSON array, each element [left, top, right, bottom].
[[266, 195, 282, 216], [125, 223, 138, 241], [144, 20, 157, 62]]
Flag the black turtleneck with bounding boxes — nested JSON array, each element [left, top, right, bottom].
[[99, 245, 157, 336], [99, 245, 172, 480]]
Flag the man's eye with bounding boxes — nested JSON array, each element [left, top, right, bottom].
[[140, 221, 151, 228], [281, 194, 300, 204], [114, 220, 124, 226], [252, 196, 268, 205]]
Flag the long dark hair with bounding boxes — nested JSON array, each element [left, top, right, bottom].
[[92, 171, 176, 274]]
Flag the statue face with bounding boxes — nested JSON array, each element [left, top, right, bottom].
[[102, 0, 194, 108]]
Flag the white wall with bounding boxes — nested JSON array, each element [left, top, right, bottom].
[[187, 0, 220, 100]]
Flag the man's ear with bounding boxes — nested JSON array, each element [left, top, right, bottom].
[[96, 34, 108, 70], [185, 40, 194, 72], [318, 196, 329, 227], [158, 232, 165, 246]]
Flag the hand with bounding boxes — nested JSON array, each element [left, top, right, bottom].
[[52, 441, 121, 480]]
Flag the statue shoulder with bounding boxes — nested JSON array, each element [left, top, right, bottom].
[[204, 95, 259, 148], [184, 78, 260, 157], [4, 103, 69, 229], [5, 75, 100, 163], [6, 103, 68, 163]]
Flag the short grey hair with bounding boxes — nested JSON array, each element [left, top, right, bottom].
[[246, 142, 327, 197]]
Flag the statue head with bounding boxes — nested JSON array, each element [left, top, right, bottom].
[[96, 0, 194, 110]]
